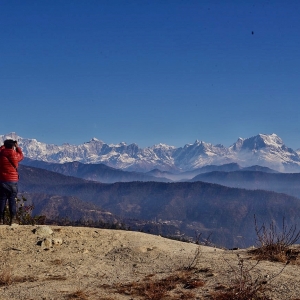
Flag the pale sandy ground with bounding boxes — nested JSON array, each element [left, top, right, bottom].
[[0, 225, 299, 300]]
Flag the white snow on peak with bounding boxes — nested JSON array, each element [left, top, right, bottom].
[[257, 133, 283, 147], [152, 143, 176, 150], [2, 132, 300, 172], [90, 137, 100, 142]]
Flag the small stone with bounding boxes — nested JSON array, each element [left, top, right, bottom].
[[52, 238, 63, 246]]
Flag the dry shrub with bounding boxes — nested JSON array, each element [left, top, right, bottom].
[[183, 232, 213, 271], [250, 216, 300, 263], [211, 254, 288, 300], [211, 255, 261, 300], [0, 267, 13, 286], [184, 245, 202, 271], [115, 269, 204, 300], [286, 248, 300, 265]]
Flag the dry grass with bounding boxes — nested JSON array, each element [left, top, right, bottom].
[[45, 274, 67, 281], [50, 258, 64, 265], [210, 253, 290, 300], [0, 266, 37, 286], [65, 289, 90, 300], [211, 289, 271, 300], [249, 247, 300, 264], [13, 275, 37, 283], [114, 269, 205, 300]]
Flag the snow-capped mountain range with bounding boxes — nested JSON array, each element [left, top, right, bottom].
[[1, 132, 300, 173]]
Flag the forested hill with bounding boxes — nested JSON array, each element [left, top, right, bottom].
[[19, 165, 300, 247]]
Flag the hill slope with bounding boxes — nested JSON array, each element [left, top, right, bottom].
[[0, 225, 299, 300]]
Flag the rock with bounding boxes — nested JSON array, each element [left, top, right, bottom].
[[41, 238, 52, 250], [34, 226, 53, 236], [37, 237, 63, 249], [52, 238, 63, 246]]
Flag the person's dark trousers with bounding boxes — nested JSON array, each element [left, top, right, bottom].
[[0, 182, 18, 222]]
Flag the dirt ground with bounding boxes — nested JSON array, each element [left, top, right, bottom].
[[0, 225, 299, 300]]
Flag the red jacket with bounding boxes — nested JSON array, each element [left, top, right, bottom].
[[0, 146, 24, 182]]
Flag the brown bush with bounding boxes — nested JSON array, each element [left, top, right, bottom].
[[249, 216, 300, 263]]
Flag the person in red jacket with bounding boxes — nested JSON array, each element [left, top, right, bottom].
[[0, 139, 24, 225]]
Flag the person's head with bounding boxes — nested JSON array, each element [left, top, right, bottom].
[[4, 139, 17, 149]]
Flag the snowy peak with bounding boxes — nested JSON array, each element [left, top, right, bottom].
[[237, 133, 284, 151], [1, 132, 19, 141], [2, 132, 300, 172], [228, 133, 300, 172], [230, 137, 244, 151], [90, 137, 102, 142]]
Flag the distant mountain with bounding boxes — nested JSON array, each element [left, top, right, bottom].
[[20, 159, 278, 183], [191, 170, 300, 198], [241, 165, 278, 173], [175, 163, 242, 180], [21, 158, 170, 183], [146, 163, 277, 181], [18, 165, 300, 248], [146, 163, 242, 181], [146, 168, 178, 180], [2, 132, 300, 172]]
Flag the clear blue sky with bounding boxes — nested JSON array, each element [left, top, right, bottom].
[[1, 1, 300, 149]]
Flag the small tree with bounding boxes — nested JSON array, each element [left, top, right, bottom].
[[4, 196, 46, 225]]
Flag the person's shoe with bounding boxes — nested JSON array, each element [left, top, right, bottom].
[[10, 217, 18, 226]]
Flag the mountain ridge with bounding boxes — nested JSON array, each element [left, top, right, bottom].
[[20, 158, 171, 183], [2, 132, 300, 172]]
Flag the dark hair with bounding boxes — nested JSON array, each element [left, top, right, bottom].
[[4, 139, 16, 149]]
